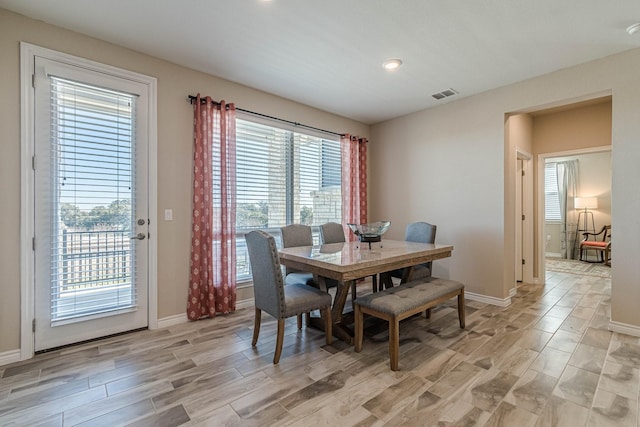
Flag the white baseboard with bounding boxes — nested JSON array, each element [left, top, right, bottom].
[[466, 291, 512, 307], [156, 299, 254, 329], [609, 320, 640, 338], [509, 287, 517, 298], [0, 349, 21, 367], [156, 313, 188, 329], [545, 252, 561, 258], [236, 298, 254, 311]]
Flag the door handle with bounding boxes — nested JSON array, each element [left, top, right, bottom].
[[130, 232, 146, 240]]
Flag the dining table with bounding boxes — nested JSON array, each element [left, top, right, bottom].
[[278, 239, 454, 343]]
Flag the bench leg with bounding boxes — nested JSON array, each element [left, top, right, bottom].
[[458, 290, 466, 329], [389, 317, 399, 371], [354, 304, 364, 352], [424, 308, 431, 319]]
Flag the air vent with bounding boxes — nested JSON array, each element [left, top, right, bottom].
[[432, 88, 458, 100]]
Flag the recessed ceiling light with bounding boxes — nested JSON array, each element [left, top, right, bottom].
[[627, 23, 640, 35], [382, 59, 402, 71]]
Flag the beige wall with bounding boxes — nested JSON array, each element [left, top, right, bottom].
[[505, 113, 533, 285], [533, 100, 612, 155], [0, 9, 369, 353], [371, 48, 640, 330]]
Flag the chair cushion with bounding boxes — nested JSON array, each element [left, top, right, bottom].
[[283, 283, 332, 317], [582, 241, 608, 248], [285, 272, 315, 287]]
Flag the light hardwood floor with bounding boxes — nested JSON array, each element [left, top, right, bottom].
[[1, 264, 638, 426]]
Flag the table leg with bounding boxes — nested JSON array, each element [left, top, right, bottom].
[[379, 272, 393, 290], [400, 266, 415, 284], [331, 279, 353, 324]]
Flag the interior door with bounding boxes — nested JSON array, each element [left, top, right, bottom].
[[33, 56, 149, 351], [516, 159, 524, 282]]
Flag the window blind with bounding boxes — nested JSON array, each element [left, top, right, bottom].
[[544, 163, 562, 222], [235, 118, 341, 281], [49, 76, 137, 323]]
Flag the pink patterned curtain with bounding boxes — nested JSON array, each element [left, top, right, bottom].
[[341, 134, 368, 241], [188, 94, 237, 320]]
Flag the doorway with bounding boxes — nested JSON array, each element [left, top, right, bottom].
[[530, 96, 612, 281], [21, 43, 158, 356], [540, 149, 612, 269]]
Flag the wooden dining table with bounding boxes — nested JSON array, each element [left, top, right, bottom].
[[278, 239, 454, 343]]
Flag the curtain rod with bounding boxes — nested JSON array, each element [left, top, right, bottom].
[[188, 95, 344, 137]]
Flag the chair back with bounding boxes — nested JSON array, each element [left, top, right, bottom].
[[405, 222, 437, 244], [281, 224, 313, 247], [280, 224, 313, 275], [245, 230, 285, 318], [406, 221, 437, 272], [320, 222, 346, 244]]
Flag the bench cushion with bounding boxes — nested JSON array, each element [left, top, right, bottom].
[[354, 277, 463, 315]]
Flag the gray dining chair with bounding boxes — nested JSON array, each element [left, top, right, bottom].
[[390, 221, 437, 283], [245, 230, 332, 364], [319, 222, 346, 245], [280, 224, 316, 288]]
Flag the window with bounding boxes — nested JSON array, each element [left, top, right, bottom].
[[544, 163, 561, 222], [235, 118, 341, 281], [49, 77, 137, 321]]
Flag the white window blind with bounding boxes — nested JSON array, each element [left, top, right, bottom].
[[49, 76, 137, 322], [544, 163, 562, 222], [235, 118, 341, 281]]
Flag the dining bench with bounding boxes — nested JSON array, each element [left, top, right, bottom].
[[353, 277, 465, 371]]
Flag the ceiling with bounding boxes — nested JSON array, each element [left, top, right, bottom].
[[2, 1, 640, 124]]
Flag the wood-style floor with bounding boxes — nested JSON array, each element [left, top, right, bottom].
[[1, 263, 638, 426]]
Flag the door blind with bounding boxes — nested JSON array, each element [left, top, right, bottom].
[[48, 76, 138, 323]]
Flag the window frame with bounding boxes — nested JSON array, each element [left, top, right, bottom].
[[234, 113, 342, 283], [20, 42, 158, 359]]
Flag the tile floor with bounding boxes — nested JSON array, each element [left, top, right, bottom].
[[1, 262, 637, 426]]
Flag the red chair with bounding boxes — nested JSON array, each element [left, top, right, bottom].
[[579, 225, 611, 266]]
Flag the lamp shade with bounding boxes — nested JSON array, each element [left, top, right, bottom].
[[575, 197, 598, 210]]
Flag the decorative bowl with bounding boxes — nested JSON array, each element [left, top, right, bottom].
[[347, 221, 391, 248]]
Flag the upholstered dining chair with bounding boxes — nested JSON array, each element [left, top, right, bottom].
[[389, 221, 437, 285], [580, 224, 611, 266], [280, 224, 316, 287], [319, 222, 346, 245], [245, 230, 332, 364]]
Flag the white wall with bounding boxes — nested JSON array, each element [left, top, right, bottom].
[[371, 48, 640, 331]]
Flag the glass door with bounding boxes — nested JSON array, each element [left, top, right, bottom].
[[33, 57, 149, 351]]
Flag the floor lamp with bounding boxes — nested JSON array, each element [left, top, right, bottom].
[[575, 196, 597, 236]]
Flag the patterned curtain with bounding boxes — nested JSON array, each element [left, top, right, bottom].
[[188, 94, 237, 320], [341, 134, 368, 241]]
